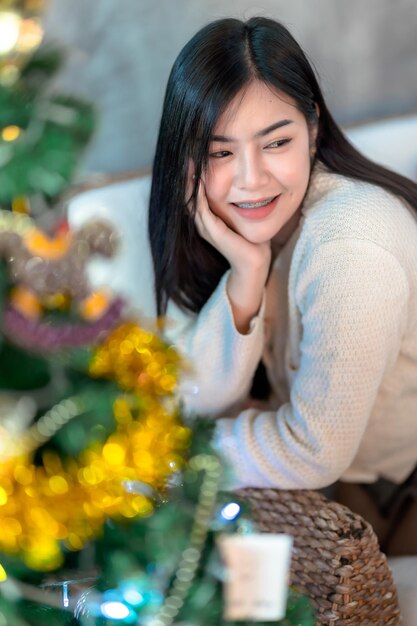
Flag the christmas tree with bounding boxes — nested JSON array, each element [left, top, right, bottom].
[[0, 2, 314, 624]]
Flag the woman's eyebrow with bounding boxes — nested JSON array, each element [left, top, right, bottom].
[[256, 119, 293, 137], [210, 119, 293, 143]]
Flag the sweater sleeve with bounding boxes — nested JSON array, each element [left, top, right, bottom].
[[212, 239, 409, 489], [165, 271, 265, 416]]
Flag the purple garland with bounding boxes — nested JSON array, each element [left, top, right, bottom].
[[3, 298, 125, 352]]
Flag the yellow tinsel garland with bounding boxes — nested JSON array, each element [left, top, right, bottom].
[[0, 322, 190, 571]]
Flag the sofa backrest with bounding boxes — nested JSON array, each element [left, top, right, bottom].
[[344, 113, 417, 181]]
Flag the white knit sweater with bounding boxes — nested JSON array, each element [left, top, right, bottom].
[[167, 164, 417, 489]]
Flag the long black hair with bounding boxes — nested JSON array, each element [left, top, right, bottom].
[[149, 16, 417, 316]]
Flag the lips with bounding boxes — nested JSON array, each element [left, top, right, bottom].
[[231, 195, 280, 219]]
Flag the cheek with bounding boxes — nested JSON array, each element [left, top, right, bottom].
[[278, 147, 311, 192], [204, 168, 230, 209]]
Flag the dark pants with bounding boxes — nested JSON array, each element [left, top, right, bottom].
[[333, 466, 417, 555]]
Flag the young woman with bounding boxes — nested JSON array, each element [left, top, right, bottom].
[[148, 17, 417, 554]]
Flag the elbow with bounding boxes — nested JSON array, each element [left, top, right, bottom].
[[303, 448, 354, 490]]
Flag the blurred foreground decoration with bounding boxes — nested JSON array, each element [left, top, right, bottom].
[[0, 210, 314, 625], [0, 208, 189, 573], [0, 3, 315, 624]]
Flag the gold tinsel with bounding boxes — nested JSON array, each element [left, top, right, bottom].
[[89, 321, 180, 397], [0, 322, 190, 571]]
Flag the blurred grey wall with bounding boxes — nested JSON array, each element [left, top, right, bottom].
[[44, 0, 417, 174]]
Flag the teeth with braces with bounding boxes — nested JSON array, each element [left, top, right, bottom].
[[235, 197, 275, 209]]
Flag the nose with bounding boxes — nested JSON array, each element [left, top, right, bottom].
[[235, 147, 269, 190]]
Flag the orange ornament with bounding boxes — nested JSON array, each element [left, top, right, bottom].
[[24, 227, 73, 260]]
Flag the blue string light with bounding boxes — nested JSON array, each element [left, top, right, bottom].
[[100, 600, 131, 620], [220, 502, 241, 521]]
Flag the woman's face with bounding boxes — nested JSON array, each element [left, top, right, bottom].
[[203, 80, 316, 245]]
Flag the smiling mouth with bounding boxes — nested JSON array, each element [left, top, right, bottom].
[[232, 196, 278, 209]]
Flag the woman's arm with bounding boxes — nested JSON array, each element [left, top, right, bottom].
[[163, 179, 272, 415], [193, 181, 271, 333], [212, 239, 409, 489], [165, 269, 265, 415]]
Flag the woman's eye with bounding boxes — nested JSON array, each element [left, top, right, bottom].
[[266, 138, 291, 149], [209, 150, 232, 158]]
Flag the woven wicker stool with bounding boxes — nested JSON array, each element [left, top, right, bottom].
[[237, 488, 402, 626]]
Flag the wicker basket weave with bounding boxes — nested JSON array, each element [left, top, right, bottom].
[[237, 488, 402, 626]]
